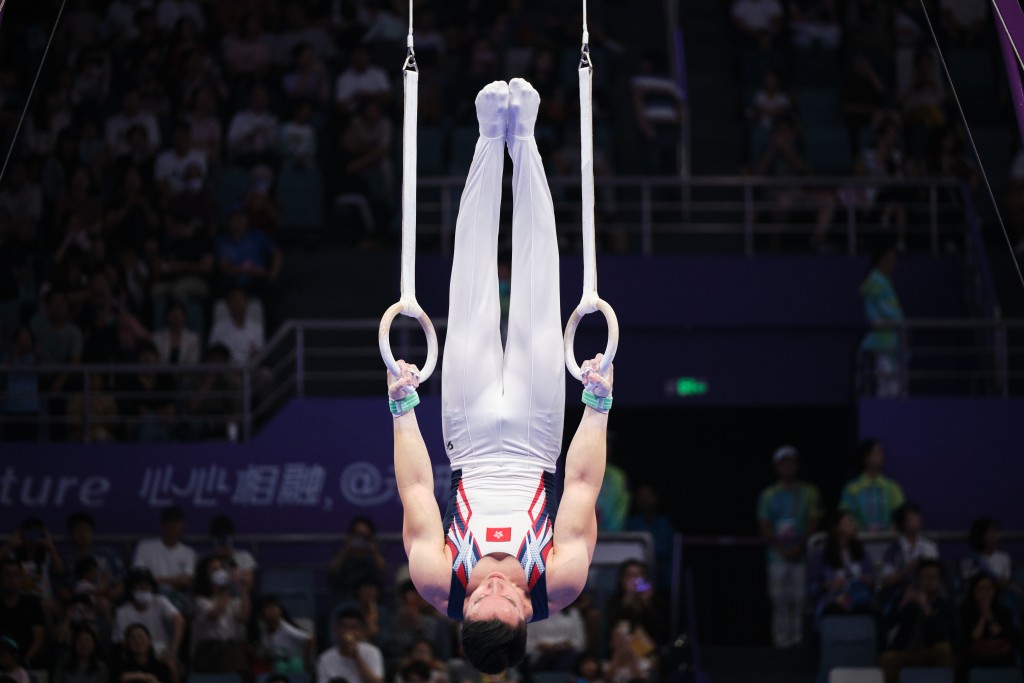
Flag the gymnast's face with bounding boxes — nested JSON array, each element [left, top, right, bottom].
[[464, 572, 528, 626]]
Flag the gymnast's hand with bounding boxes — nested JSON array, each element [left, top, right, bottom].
[[580, 353, 613, 398], [388, 359, 421, 399]]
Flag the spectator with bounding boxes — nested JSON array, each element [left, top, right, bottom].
[[394, 639, 448, 683], [603, 622, 655, 683], [625, 485, 675, 594], [941, 0, 988, 46], [788, 0, 841, 48], [186, 88, 223, 163], [282, 43, 329, 105], [0, 517, 64, 608], [105, 91, 161, 158], [879, 560, 955, 683], [338, 579, 387, 646], [840, 55, 888, 150], [750, 68, 792, 131], [387, 581, 443, 664], [151, 301, 200, 365], [630, 51, 685, 176], [207, 288, 265, 365], [900, 50, 946, 130], [328, 517, 389, 603], [959, 574, 1020, 671], [156, 0, 204, 34], [394, 661, 436, 683], [334, 47, 392, 112], [281, 102, 317, 169], [0, 161, 43, 233], [243, 165, 281, 235], [63, 512, 126, 607], [207, 516, 257, 590], [525, 602, 586, 672], [31, 290, 83, 367], [0, 560, 45, 668], [223, 14, 273, 78], [1, 326, 41, 441], [154, 123, 207, 201], [0, 637, 29, 683], [961, 517, 1020, 594], [119, 342, 177, 442], [112, 623, 173, 683], [860, 122, 909, 247], [731, 0, 784, 48], [572, 652, 605, 683], [185, 343, 242, 439], [757, 445, 822, 649], [67, 373, 119, 442], [340, 101, 394, 226], [111, 570, 185, 672], [315, 609, 384, 683], [812, 511, 874, 622], [192, 556, 250, 673], [274, 3, 336, 66], [226, 85, 279, 164], [251, 596, 313, 672], [857, 246, 905, 398], [605, 560, 667, 645], [151, 209, 213, 305], [131, 506, 196, 598], [214, 209, 282, 295], [841, 439, 906, 531], [53, 625, 109, 683], [879, 503, 938, 606], [104, 167, 159, 251], [57, 558, 111, 646]]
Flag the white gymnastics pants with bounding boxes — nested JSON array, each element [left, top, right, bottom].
[[441, 124, 564, 473]]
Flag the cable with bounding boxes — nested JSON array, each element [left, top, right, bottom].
[[918, 0, 1024, 291], [0, 0, 68, 186]]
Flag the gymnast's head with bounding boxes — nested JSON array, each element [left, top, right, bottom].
[[460, 572, 529, 674]]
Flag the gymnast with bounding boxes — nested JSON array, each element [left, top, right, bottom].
[[387, 78, 613, 674]]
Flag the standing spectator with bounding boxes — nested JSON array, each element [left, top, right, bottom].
[[111, 570, 184, 673], [251, 596, 314, 672], [879, 503, 938, 607], [53, 625, 109, 683], [315, 609, 385, 683], [226, 85, 280, 164], [630, 51, 685, 176], [525, 603, 586, 672], [879, 560, 955, 683], [860, 125, 909, 247], [112, 623, 173, 683], [750, 68, 792, 131], [0, 560, 45, 668], [154, 123, 208, 201], [840, 438, 906, 530], [858, 246, 905, 397], [151, 301, 200, 365], [959, 574, 1020, 671], [812, 511, 875, 622], [207, 288, 265, 365], [131, 507, 196, 599], [731, 0, 784, 47], [192, 556, 250, 673], [329, 517, 389, 603], [625, 485, 675, 594], [105, 91, 161, 158], [757, 445, 822, 649], [606, 561, 667, 645], [214, 209, 282, 296], [62, 512, 125, 606], [0, 637, 29, 683], [207, 516, 257, 590], [334, 47, 392, 112]]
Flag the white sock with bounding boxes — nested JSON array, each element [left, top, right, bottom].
[[507, 77, 540, 142], [475, 81, 509, 140]]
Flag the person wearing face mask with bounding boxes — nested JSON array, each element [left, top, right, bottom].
[[207, 516, 257, 592], [192, 556, 250, 673], [111, 569, 183, 681]]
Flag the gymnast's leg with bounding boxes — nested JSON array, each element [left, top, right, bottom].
[[501, 78, 565, 467], [441, 81, 509, 462]]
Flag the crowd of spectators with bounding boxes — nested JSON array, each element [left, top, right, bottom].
[[757, 438, 1023, 681]]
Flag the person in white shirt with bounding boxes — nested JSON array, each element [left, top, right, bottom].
[[112, 568, 185, 668], [334, 47, 392, 112], [731, 0, 784, 46], [154, 123, 208, 198], [880, 503, 939, 598], [962, 517, 1017, 589], [281, 102, 317, 169], [151, 301, 201, 366], [105, 90, 161, 157], [208, 287, 265, 365], [193, 556, 250, 673], [227, 85, 280, 162], [256, 596, 314, 669], [316, 609, 384, 683], [131, 506, 197, 596], [525, 605, 587, 671], [207, 515, 258, 590]]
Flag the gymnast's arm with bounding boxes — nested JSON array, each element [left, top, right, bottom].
[[390, 362, 451, 611]]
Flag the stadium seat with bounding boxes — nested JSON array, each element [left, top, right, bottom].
[[829, 668, 884, 683], [900, 668, 954, 683], [259, 568, 317, 621], [802, 125, 851, 173], [533, 673, 570, 683], [798, 88, 842, 127], [821, 615, 878, 670], [276, 168, 324, 231], [188, 675, 243, 683], [968, 669, 1024, 683]]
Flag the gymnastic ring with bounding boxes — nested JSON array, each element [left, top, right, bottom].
[[563, 297, 619, 381], [379, 300, 439, 384]]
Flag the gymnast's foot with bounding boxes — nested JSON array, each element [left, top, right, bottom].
[[508, 77, 540, 140], [476, 80, 509, 140]]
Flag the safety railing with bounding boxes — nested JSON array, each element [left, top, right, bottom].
[[414, 176, 966, 256]]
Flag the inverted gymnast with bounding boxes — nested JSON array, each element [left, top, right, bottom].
[[387, 79, 613, 674]]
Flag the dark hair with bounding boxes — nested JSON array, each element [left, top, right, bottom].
[[891, 502, 921, 533], [192, 555, 227, 598], [164, 299, 186, 320], [398, 579, 418, 597], [823, 511, 864, 568], [126, 567, 156, 593], [208, 515, 235, 537], [856, 438, 882, 463], [461, 618, 527, 674], [399, 661, 432, 682], [916, 558, 943, 578], [66, 511, 96, 533], [969, 516, 999, 553], [406, 637, 435, 658], [74, 556, 99, 581], [265, 676, 290, 683], [961, 573, 1003, 631], [68, 624, 101, 673], [347, 515, 376, 535], [573, 651, 601, 678], [334, 607, 365, 626], [612, 559, 647, 602], [160, 505, 185, 523], [122, 622, 156, 662]]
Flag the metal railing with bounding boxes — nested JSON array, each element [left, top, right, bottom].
[[412, 176, 966, 256]]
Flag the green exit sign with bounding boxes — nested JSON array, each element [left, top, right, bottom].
[[676, 377, 709, 397]]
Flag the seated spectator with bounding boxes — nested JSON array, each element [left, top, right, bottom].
[[962, 517, 1021, 597], [104, 167, 159, 251], [812, 511, 874, 622], [315, 609, 384, 683], [244, 166, 281, 235], [207, 516, 257, 590], [394, 639, 448, 683], [329, 516, 389, 603], [526, 602, 586, 672], [0, 637, 29, 683], [251, 596, 314, 672], [880, 503, 938, 609], [105, 90, 161, 158], [606, 560, 667, 646], [68, 373, 119, 442], [274, 3, 336, 66], [223, 13, 272, 77], [387, 581, 443, 663], [1, 326, 41, 441], [112, 623, 173, 683], [111, 569, 185, 672], [119, 342, 177, 442], [53, 625, 109, 683], [750, 68, 792, 131], [840, 437, 906, 531], [630, 51, 685, 176], [227, 85, 279, 164], [152, 301, 200, 365], [340, 101, 394, 223], [900, 50, 946, 130], [625, 485, 675, 594], [731, 0, 784, 48], [131, 507, 196, 600], [336, 579, 387, 646], [154, 123, 207, 202], [214, 209, 282, 295], [0, 559, 45, 668], [1, 517, 64, 611], [152, 206, 214, 309], [959, 574, 1020, 671], [941, 0, 988, 46], [63, 513, 125, 607], [281, 102, 317, 169], [282, 43, 329, 105], [394, 661, 435, 683], [879, 560, 955, 683], [572, 652, 605, 683], [603, 622, 655, 683], [185, 344, 242, 438], [58, 558, 111, 646], [207, 288, 264, 366], [788, 0, 841, 48], [186, 88, 223, 163], [192, 556, 250, 673], [334, 47, 392, 113]]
